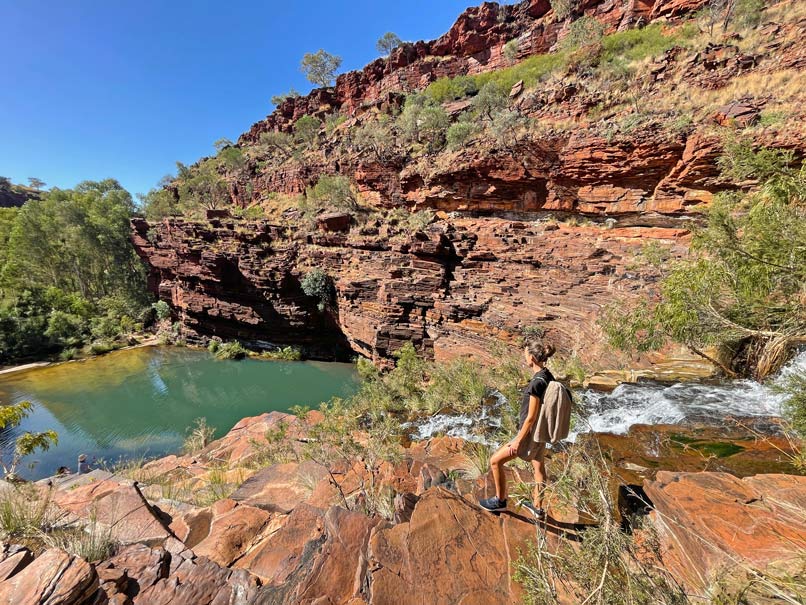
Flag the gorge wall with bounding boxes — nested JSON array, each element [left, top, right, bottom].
[[132, 0, 806, 375]]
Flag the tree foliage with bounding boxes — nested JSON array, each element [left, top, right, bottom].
[[376, 32, 402, 57], [300, 50, 342, 88], [0, 401, 59, 479], [397, 95, 449, 153], [602, 143, 806, 378], [0, 181, 149, 362], [353, 116, 396, 162]]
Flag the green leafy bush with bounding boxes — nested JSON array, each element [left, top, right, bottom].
[[471, 81, 509, 121], [213, 341, 249, 360], [260, 346, 303, 361], [561, 15, 604, 50], [599, 23, 678, 64], [152, 300, 171, 321], [503, 39, 519, 64], [0, 401, 58, 479], [447, 122, 476, 148], [301, 268, 334, 311], [306, 175, 357, 211]]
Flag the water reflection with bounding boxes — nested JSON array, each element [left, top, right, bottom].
[[0, 346, 358, 479]]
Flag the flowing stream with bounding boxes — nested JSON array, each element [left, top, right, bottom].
[[410, 350, 805, 443]]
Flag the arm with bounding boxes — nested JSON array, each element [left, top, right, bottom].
[[508, 394, 541, 455]]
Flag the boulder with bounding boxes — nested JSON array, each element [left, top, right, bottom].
[[316, 212, 352, 233], [0, 548, 97, 605], [713, 101, 760, 127], [51, 477, 172, 546], [136, 554, 258, 605], [179, 499, 273, 567], [645, 471, 806, 590]]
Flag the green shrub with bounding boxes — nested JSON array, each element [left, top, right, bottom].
[[152, 300, 171, 321], [734, 0, 765, 28], [306, 175, 357, 211], [602, 144, 805, 379], [301, 268, 334, 311], [353, 116, 396, 162], [471, 81, 509, 121], [207, 339, 220, 354], [489, 109, 528, 145], [88, 340, 118, 355], [561, 15, 604, 51], [418, 106, 450, 152], [324, 113, 347, 137], [503, 39, 519, 64], [293, 115, 321, 149], [473, 51, 568, 91], [214, 341, 248, 360], [445, 122, 476, 149], [0, 401, 59, 480], [424, 75, 479, 103], [550, 0, 575, 20], [775, 371, 806, 439], [58, 347, 78, 361], [270, 88, 300, 106], [260, 346, 303, 361]]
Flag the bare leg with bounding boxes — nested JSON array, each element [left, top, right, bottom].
[[531, 451, 547, 509], [490, 444, 518, 500]]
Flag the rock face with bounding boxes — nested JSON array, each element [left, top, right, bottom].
[[132, 215, 710, 373], [644, 471, 806, 591]]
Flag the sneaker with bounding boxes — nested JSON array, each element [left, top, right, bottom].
[[478, 496, 508, 512], [521, 500, 546, 520]]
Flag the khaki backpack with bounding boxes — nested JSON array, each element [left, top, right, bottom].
[[532, 380, 573, 444]]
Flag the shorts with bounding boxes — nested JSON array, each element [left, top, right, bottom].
[[516, 439, 546, 462]]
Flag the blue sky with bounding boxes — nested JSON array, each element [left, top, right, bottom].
[[1, 0, 474, 198]]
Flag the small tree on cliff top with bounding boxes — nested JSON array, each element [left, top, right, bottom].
[[376, 32, 402, 57], [601, 140, 806, 379], [301, 50, 342, 88]]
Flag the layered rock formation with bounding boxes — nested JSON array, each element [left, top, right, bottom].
[[132, 214, 713, 374]]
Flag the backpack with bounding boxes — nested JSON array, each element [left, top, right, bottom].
[[532, 380, 573, 444]]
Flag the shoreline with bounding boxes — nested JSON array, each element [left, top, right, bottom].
[[0, 336, 161, 378]]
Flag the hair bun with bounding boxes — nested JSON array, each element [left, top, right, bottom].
[[543, 344, 556, 359]]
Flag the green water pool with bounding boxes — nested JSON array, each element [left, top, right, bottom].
[[0, 346, 359, 480]]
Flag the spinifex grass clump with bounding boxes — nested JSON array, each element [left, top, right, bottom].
[[182, 417, 216, 454], [513, 443, 687, 605]]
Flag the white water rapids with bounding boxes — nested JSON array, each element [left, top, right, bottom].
[[408, 350, 805, 443]]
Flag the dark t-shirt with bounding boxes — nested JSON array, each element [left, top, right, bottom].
[[518, 368, 554, 430]]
